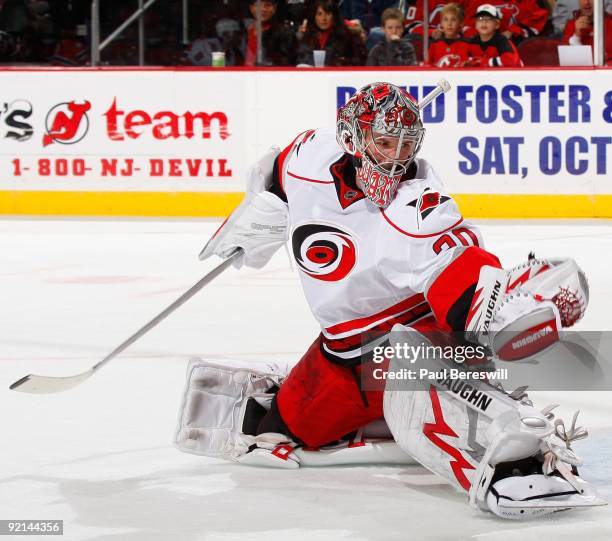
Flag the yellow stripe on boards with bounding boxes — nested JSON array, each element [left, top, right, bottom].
[[1, 191, 612, 218], [0, 191, 245, 217], [453, 194, 612, 218]]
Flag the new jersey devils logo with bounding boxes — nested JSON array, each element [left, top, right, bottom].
[[438, 54, 463, 68], [292, 223, 357, 282], [43, 100, 91, 147]]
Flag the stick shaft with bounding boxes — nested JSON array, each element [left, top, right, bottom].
[[92, 248, 243, 372], [418, 79, 451, 111], [9, 249, 243, 393]]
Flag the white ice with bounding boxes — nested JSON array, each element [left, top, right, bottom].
[[1, 218, 612, 541]]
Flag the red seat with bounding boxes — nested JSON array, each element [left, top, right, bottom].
[[518, 37, 561, 66]]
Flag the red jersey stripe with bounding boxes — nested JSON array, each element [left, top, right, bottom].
[[324, 294, 426, 337], [286, 171, 335, 184], [381, 209, 464, 239], [277, 130, 310, 193]]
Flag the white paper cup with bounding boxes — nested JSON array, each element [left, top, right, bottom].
[[313, 50, 326, 67]]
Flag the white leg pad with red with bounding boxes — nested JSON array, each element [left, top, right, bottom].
[[175, 358, 415, 468], [383, 325, 605, 519], [174, 359, 286, 460]]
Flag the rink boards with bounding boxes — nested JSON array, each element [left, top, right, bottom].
[[0, 67, 610, 218]]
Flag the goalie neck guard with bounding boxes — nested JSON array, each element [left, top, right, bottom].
[[336, 82, 425, 208]]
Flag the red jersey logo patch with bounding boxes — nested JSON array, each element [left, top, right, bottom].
[[408, 188, 450, 221], [291, 223, 357, 282]]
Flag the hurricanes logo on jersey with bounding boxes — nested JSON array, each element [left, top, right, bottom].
[[292, 223, 357, 282], [408, 188, 450, 226]]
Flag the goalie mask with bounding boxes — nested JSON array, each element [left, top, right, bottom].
[[336, 83, 425, 208]]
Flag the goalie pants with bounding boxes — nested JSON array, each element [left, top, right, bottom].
[[263, 247, 501, 447], [270, 315, 440, 448]]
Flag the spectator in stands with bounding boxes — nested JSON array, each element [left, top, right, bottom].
[[552, 0, 612, 36], [50, 26, 87, 66], [339, 0, 376, 29], [286, 0, 308, 25], [31, 2, 54, 37], [562, 0, 612, 60], [466, 3, 522, 65], [338, 0, 366, 21], [245, 0, 296, 65], [365, 0, 449, 59], [367, 7, 416, 65], [0, 0, 31, 34], [216, 17, 246, 65], [30, 1, 55, 60], [405, 0, 455, 36], [296, 0, 366, 65], [49, 0, 90, 35], [463, 0, 550, 43], [346, 17, 368, 45], [428, 3, 471, 66], [184, 18, 245, 66], [0, 0, 34, 61]]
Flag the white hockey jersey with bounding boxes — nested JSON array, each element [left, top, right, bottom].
[[276, 127, 484, 361]]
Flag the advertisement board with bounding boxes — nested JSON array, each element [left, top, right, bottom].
[[0, 68, 610, 217]]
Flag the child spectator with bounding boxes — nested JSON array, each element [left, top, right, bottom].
[[245, 0, 296, 66], [367, 7, 416, 65], [463, 0, 549, 42], [466, 3, 522, 66], [562, 0, 612, 61], [428, 3, 470, 66], [366, 1, 453, 50], [405, 0, 462, 36], [297, 0, 366, 66]]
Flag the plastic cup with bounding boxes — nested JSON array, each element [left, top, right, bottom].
[[212, 51, 226, 67], [313, 50, 326, 67]]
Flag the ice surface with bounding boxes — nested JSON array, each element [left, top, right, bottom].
[[1, 218, 612, 540]]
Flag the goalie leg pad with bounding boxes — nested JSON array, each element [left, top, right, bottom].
[[174, 357, 415, 468], [174, 358, 285, 459], [383, 324, 605, 518]]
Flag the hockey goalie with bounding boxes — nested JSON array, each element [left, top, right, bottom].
[[174, 82, 603, 519]]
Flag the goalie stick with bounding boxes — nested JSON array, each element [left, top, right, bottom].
[[9, 248, 244, 394], [418, 78, 450, 110], [10, 81, 450, 395]]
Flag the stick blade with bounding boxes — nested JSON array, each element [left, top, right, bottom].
[[9, 370, 93, 394]]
